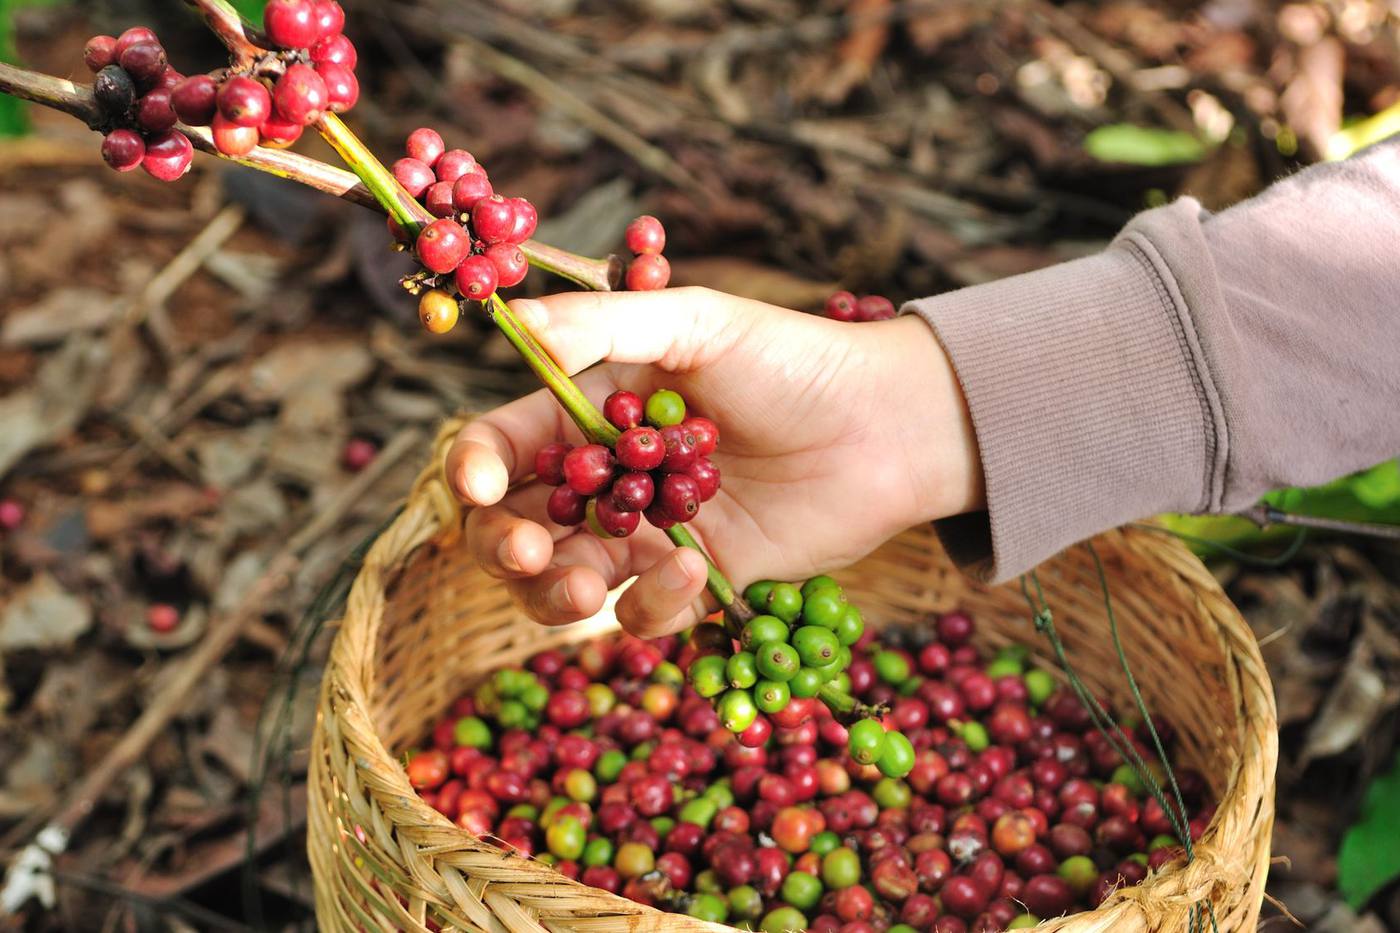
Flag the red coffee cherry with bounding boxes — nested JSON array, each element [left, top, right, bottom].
[[688, 457, 720, 502], [211, 113, 260, 156], [416, 219, 471, 274], [101, 129, 145, 172], [562, 444, 615, 496], [392, 158, 435, 198], [825, 290, 858, 322], [683, 416, 718, 456], [119, 41, 167, 89], [83, 35, 118, 73], [625, 215, 666, 255], [310, 33, 357, 68], [135, 89, 177, 133], [170, 74, 218, 125], [534, 443, 573, 486], [217, 75, 273, 127], [658, 473, 701, 523], [484, 243, 528, 288], [472, 195, 516, 244], [146, 603, 180, 634], [610, 472, 655, 512], [547, 486, 587, 526], [259, 114, 304, 148], [626, 253, 670, 291], [451, 173, 493, 212], [424, 182, 456, 218], [114, 26, 159, 58], [316, 62, 358, 112], [273, 63, 329, 125], [454, 254, 499, 301], [508, 197, 538, 243], [592, 495, 640, 539], [406, 127, 445, 168], [604, 390, 644, 431], [434, 150, 477, 184], [141, 130, 194, 182], [855, 295, 897, 321], [312, 0, 346, 39], [263, 0, 320, 49], [615, 426, 665, 471]]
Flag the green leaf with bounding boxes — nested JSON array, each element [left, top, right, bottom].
[[1083, 124, 1207, 167], [226, 0, 268, 20], [1339, 751, 1400, 908], [1350, 460, 1400, 510]]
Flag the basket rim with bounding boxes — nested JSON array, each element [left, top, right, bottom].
[[309, 417, 1278, 933]]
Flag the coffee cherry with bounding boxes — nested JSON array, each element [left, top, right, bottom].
[[342, 437, 377, 471], [615, 426, 665, 471], [509, 197, 538, 242], [435, 149, 478, 184], [264, 0, 320, 48], [101, 129, 145, 172], [454, 254, 499, 301], [718, 689, 758, 733], [452, 172, 493, 212], [136, 88, 177, 133], [472, 195, 516, 244], [484, 243, 528, 288], [418, 288, 460, 334], [274, 64, 329, 124], [563, 444, 615, 496], [114, 26, 158, 58], [855, 295, 897, 322], [171, 75, 218, 125], [422, 181, 456, 218], [658, 473, 700, 523], [118, 41, 166, 88], [416, 219, 471, 274], [610, 472, 654, 512], [316, 62, 359, 112], [406, 127, 445, 167], [591, 495, 640, 539], [393, 157, 435, 198], [686, 458, 720, 502], [625, 215, 666, 255], [154, 69, 184, 91], [211, 114, 260, 156], [682, 416, 718, 456], [141, 130, 193, 182], [217, 75, 272, 127], [825, 290, 858, 322], [847, 720, 887, 766], [602, 390, 644, 431], [312, 0, 346, 39], [310, 32, 357, 68], [94, 65, 137, 116], [84, 35, 118, 72], [532, 443, 572, 486], [547, 486, 587, 526], [146, 602, 180, 634], [626, 253, 670, 291]]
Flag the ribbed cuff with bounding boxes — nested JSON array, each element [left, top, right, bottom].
[[903, 234, 1217, 582]]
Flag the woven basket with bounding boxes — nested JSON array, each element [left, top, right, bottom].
[[308, 418, 1278, 932]]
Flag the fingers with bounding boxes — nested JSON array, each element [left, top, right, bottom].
[[445, 370, 617, 505], [465, 494, 557, 580], [615, 547, 711, 638], [507, 565, 610, 626], [508, 287, 763, 376]]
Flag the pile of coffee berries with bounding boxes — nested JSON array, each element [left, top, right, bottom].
[[84, 27, 195, 180], [624, 215, 672, 292], [190, 0, 356, 156], [389, 127, 541, 333], [825, 291, 897, 323], [408, 609, 1213, 932], [537, 389, 719, 537]]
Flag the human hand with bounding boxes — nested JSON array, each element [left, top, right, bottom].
[[446, 287, 983, 637]]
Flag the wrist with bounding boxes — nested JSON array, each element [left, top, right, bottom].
[[884, 314, 985, 523]]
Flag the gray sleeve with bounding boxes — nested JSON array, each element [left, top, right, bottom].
[[902, 139, 1400, 582]]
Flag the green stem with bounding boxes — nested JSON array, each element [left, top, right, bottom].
[[316, 113, 433, 237]]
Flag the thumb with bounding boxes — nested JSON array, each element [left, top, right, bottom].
[[508, 286, 761, 376]]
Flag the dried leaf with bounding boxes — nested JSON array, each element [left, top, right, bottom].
[[0, 574, 92, 651], [2, 288, 118, 346], [0, 335, 108, 481], [1299, 647, 1388, 764], [241, 339, 373, 403]]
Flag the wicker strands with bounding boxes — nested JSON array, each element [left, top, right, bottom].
[[309, 418, 1278, 932]]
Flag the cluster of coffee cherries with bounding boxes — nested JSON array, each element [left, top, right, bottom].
[[824, 292, 897, 323], [537, 389, 719, 537], [623, 215, 672, 291], [190, 0, 357, 156], [691, 577, 916, 777], [406, 611, 1212, 931], [83, 27, 196, 180], [392, 128, 538, 334]]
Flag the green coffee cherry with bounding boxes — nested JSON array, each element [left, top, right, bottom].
[[848, 719, 887, 765], [801, 588, 847, 629], [792, 625, 839, 667], [1024, 668, 1055, 706], [789, 667, 824, 698], [741, 615, 788, 651], [744, 580, 777, 612], [645, 389, 686, 427], [689, 654, 728, 698], [835, 605, 865, 646], [763, 583, 803, 624], [726, 651, 759, 689], [800, 574, 840, 598], [718, 688, 758, 733], [876, 730, 916, 779], [755, 642, 800, 682], [754, 679, 792, 714]]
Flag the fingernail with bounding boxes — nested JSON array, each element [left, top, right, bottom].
[[513, 298, 547, 332], [497, 535, 521, 573], [659, 551, 693, 591], [550, 576, 575, 611]]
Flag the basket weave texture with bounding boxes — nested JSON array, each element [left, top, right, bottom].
[[308, 418, 1278, 933]]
